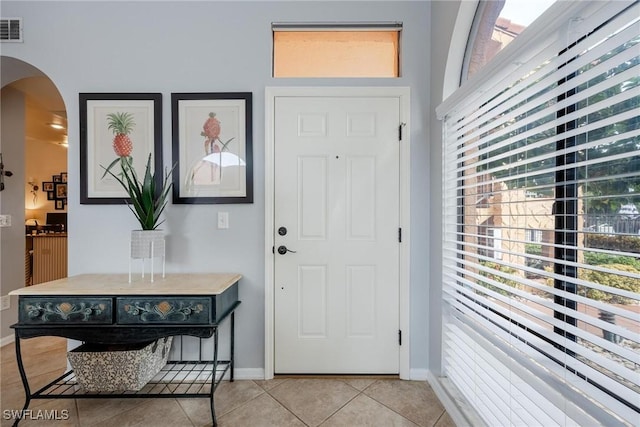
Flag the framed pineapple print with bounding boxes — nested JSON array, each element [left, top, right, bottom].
[[79, 93, 163, 204], [171, 92, 253, 204]]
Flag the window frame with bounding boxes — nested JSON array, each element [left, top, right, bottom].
[[437, 1, 640, 424], [271, 22, 402, 78]]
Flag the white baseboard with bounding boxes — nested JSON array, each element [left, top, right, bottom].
[[224, 368, 265, 380], [409, 368, 429, 381], [0, 334, 15, 347]]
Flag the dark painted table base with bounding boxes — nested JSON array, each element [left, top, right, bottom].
[[11, 305, 238, 427]]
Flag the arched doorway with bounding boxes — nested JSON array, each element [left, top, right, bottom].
[[0, 57, 67, 342]]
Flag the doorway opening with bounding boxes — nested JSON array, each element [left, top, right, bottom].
[[1, 58, 68, 293]]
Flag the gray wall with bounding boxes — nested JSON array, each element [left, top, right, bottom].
[[0, 87, 26, 339], [428, 0, 464, 376], [1, 0, 433, 374]]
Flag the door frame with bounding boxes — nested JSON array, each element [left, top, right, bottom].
[[264, 86, 411, 379]]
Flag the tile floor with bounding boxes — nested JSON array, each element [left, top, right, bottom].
[[1, 337, 454, 427]]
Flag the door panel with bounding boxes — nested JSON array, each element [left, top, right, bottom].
[[298, 157, 327, 240], [298, 265, 327, 337], [346, 265, 376, 337], [274, 96, 400, 373], [347, 156, 376, 239]]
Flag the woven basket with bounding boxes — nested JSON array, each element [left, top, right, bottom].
[[68, 337, 172, 391]]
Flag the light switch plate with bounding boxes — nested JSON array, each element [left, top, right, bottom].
[[0, 295, 9, 311], [0, 214, 11, 227], [217, 212, 229, 229]]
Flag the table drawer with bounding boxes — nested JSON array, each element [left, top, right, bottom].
[[19, 297, 112, 324], [117, 298, 211, 324]]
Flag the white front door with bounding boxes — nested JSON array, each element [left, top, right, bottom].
[[274, 95, 401, 374]]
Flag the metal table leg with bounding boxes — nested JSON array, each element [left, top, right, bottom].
[[211, 327, 218, 427], [230, 312, 235, 382], [210, 311, 235, 426], [13, 331, 30, 427]]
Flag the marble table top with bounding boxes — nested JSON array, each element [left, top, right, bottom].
[[9, 273, 242, 296]]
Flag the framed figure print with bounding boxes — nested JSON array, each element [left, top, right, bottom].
[[54, 183, 67, 199], [171, 92, 252, 204], [55, 199, 64, 210], [42, 182, 54, 192], [79, 93, 162, 204]]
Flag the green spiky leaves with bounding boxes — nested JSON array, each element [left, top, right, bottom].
[[102, 154, 174, 230]]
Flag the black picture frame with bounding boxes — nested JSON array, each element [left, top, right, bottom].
[[54, 199, 64, 210], [79, 93, 163, 204], [53, 175, 62, 182], [61, 172, 68, 183], [47, 191, 55, 201], [171, 92, 253, 204], [42, 182, 54, 192], [54, 182, 67, 200]]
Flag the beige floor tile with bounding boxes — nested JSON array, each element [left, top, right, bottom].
[[2, 337, 454, 427], [176, 398, 214, 427], [321, 394, 419, 427], [268, 379, 359, 427], [434, 411, 456, 427], [218, 393, 305, 427], [340, 378, 376, 391], [254, 378, 290, 391], [215, 380, 266, 415], [76, 398, 148, 426], [364, 380, 445, 427], [179, 380, 265, 426], [92, 398, 193, 427]]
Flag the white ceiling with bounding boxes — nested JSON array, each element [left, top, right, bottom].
[[7, 76, 68, 146]]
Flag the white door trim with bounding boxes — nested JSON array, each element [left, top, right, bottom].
[[265, 86, 411, 379]]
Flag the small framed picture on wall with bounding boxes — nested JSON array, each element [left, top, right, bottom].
[[79, 92, 163, 204], [171, 92, 253, 204], [54, 183, 68, 199], [55, 199, 64, 210]]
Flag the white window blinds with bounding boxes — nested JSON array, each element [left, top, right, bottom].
[[437, 1, 639, 425]]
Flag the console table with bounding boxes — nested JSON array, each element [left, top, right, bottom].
[[9, 273, 241, 427]]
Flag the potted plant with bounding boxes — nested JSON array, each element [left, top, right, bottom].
[[103, 153, 172, 231], [101, 112, 173, 264]]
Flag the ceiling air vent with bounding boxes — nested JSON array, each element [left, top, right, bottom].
[[1, 18, 23, 42]]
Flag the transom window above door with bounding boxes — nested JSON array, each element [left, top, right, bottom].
[[272, 23, 401, 78]]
